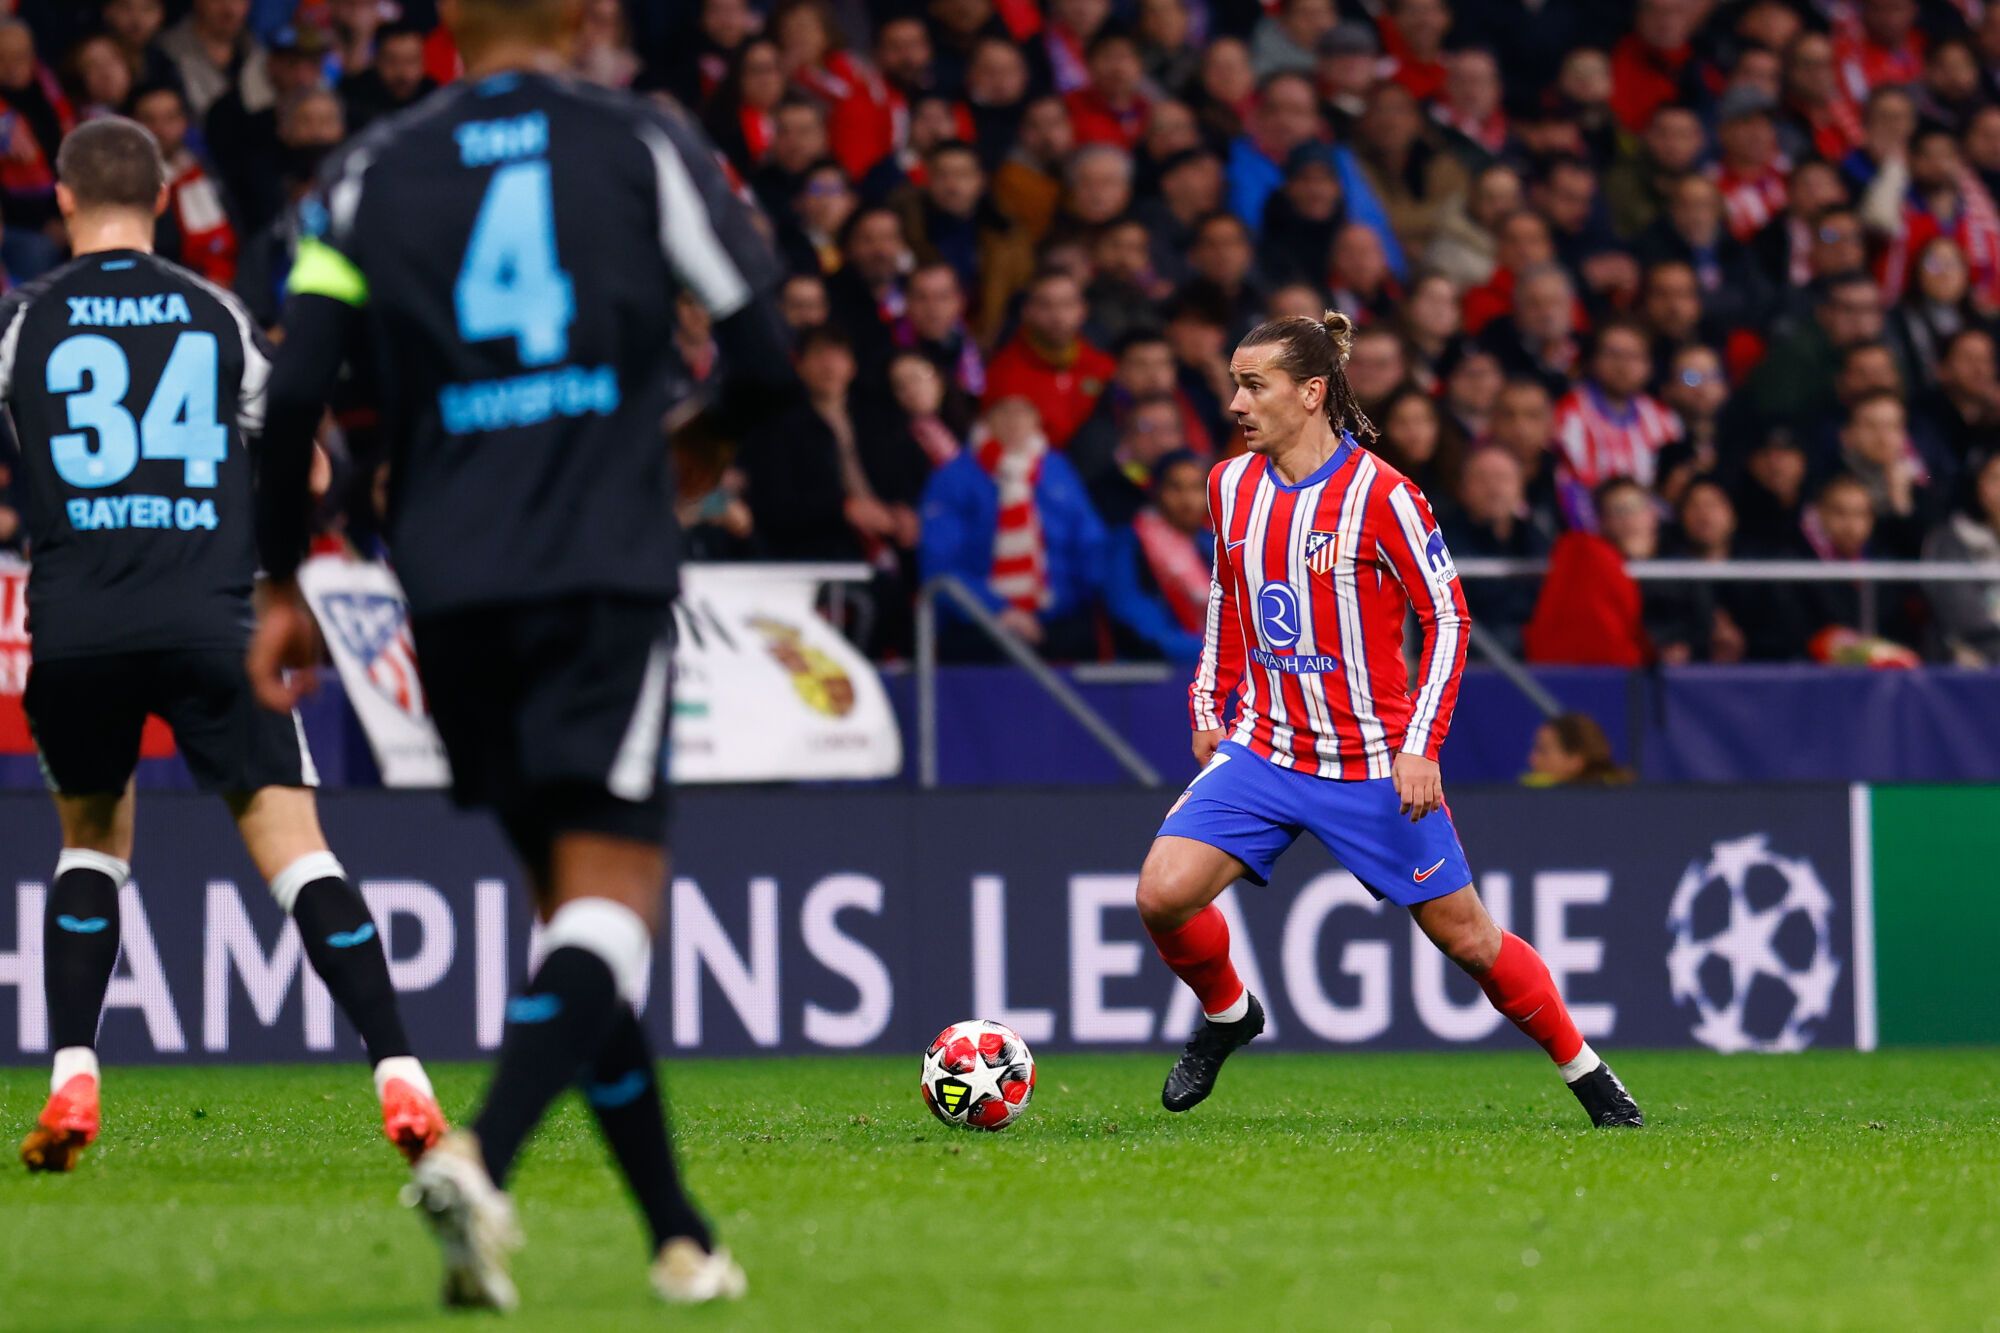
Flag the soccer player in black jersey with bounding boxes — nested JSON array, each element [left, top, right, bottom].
[[6, 118, 446, 1173], [247, 0, 794, 1311]]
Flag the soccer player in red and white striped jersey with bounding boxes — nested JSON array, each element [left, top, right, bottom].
[[1136, 311, 1644, 1128], [1552, 320, 1681, 495]]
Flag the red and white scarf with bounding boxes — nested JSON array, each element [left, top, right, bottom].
[[975, 428, 1050, 612], [1132, 508, 1211, 633]]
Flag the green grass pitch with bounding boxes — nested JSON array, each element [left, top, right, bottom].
[[1, 1050, 1995, 1332]]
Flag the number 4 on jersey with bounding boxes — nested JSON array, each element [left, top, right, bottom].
[[454, 161, 575, 367]]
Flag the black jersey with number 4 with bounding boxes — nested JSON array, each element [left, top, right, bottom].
[[286, 71, 778, 617], [0, 249, 268, 660]]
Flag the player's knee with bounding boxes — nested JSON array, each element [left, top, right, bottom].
[[1440, 918, 1501, 974], [1134, 872, 1197, 931]]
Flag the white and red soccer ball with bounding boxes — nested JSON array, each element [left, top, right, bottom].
[[920, 1020, 1036, 1131]]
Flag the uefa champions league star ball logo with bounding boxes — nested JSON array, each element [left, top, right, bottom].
[[1665, 835, 1843, 1053]]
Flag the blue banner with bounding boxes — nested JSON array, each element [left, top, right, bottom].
[[0, 786, 1857, 1064]]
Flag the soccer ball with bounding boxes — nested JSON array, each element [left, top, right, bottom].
[[1665, 834, 1843, 1054], [919, 1020, 1036, 1131]]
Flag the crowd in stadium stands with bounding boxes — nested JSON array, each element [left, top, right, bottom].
[[1, 1, 1999, 670]]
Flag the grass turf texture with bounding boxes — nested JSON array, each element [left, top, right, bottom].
[[0, 1051, 1994, 1332]]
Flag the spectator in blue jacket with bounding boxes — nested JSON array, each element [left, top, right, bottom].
[[919, 397, 1107, 661], [1225, 70, 1405, 276], [1104, 452, 1214, 663]]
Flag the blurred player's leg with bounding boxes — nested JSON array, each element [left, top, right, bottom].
[[1138, 835, 1269, 1112], [233, 787, 445, 1161], [21, 789, 133, 1172], [1411, 887, 1644, 1127], [582, 1004, 744, 1301]]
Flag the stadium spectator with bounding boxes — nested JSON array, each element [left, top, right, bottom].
[[963, 36, 1030, 172], [889, 351, 968, 467], [773, 0, 895, 182], [1638, 260, 1706, 373], [1227, 69, 1396, 255], [208, 22, 333, 238], [1375, 386, 1457, 504], [701, 38, 786, 172], [233, 84, 345, 328], [919, 395, 1107, 661], [825, 204, 912, 376], [1180, 210, 1265, 339], [1480, 261, 1582, 398], [100, 0, 178, 96], [131, 82, 238, 290], [1751, 160, 1852, 296], [1609, 0, 1715, 135], [1888, 237, 1987, 392], [1103, 449, 1210, 663], [1250, 0, 1334, 80], [1070, 330, 1213, 484], [1442, 445, 1549, 653], [1066, 29, 1148, 150], [1656, 344, 1727, 506], [1657, 477, 1751, 664], [1162, 293, 1235, 446], [1085, 391, 1186, 527], [1462, 208, 1555, 336], [1401, 271, 1464, 392], [1777, 30, 1860, 167], [1342, 324, 1411, 428], [1327, 220, 1400, 327], [1748, 273, 1885, 431], [1836, 391, 1943, 559], [0, 18, 73, 241], [1043, 0, 1112, 96], [1256, 143, 1344, 288], [777, 159, 856, 278], [339, 19, 435, 133], [1311, 20, 1375, 140], [1352, 79, 1467, 260], [160, 0, 274, 121], [1531, 156, 1614, 280], [1636, 173, 1773, 337], [739, 325, 928, 570], [1488, 378, 1564, 542], [1379, 0, 1453, 105], [778, 272, 832, 333], [749, 94, 830, 216], [1920, 327, 2000, 467], [1923, 449, 2000, 665], [894, 262, 983, 430], [1523, 478, 1654, 667], [1052, 141, 1133, 244], [1134, 98, 1200, 194], [1713, 87, 1788, 244], [1433, 48, 1511, 169], [1136, 0, 1199, 99], [893, 139, 1034, 346], [1524, 713, 1633, 786], [1604, 104, 1706, 241], [983, 269, 1115, 448], [1552, 320, 1680, 499], [1439, 346, 1502, 451], [989, 95, 1069, 242], [1082, 217, 1165, 347], [1425, 161, 1521, 290], [66, 34, 134, 123]]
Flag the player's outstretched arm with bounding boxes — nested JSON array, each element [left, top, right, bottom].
[[1377, 481, 1471, 820], [1187, 472, 1243, 763]]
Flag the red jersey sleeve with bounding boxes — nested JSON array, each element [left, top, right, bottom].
[[1375, 480, 1472, 761], [1188, 469, 1243, 732]]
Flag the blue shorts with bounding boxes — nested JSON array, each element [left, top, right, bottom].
[[1156, 742, 1473, 905]]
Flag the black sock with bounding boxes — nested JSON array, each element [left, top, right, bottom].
[[44, 860, 122, 1052], [474, 946, 621, 1185], [584, 1006, 712, 1252], [292, 876, 413, 1064]]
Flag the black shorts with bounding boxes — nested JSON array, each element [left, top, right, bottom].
[[25, 649, 315, 796], [411, 594, 674, 846]]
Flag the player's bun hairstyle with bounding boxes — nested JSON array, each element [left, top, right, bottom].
[[1237, 309, 1378, 442], [55, 116, 165, 213]]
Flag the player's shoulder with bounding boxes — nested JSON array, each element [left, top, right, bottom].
[[1207, 451, 1262, 495], [0, 253, 104, 318], [1354, 445, 1433, 512]]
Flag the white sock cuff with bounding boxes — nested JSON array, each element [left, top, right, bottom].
[[56, 848, 129, 886], [270, 851, 346, 914], [540, 897, 652, 1006], [1559, 1042, 1603, 1084], [1205, 990, 1250, 1024], [373, 1054, 433, 1101], [52, 1046, 99, 1092]]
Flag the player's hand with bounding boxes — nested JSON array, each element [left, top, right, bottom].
[[1193, 728, 1224, 765], [1393, 751, 1444, 823], [246, 582, 324, 713]]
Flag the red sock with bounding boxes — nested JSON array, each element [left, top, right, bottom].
[[1147, 906, 1245, 1017], [1476, 932, 1584, 1066]]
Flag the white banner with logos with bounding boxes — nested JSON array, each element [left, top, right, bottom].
[[299, 559, 899, 787], [297, 556, 451, 788], [671, 564, 902, 783]]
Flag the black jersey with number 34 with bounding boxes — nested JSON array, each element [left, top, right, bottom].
[[0, 249, 269, 660], [285, 71, 778, 617]]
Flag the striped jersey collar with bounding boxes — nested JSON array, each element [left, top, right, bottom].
[[1265, 431, 1358, 492]]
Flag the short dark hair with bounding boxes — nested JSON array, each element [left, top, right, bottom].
[[795, 323, 853, 357], [57, 116, 165, 212], [377, 19, 429, 45]]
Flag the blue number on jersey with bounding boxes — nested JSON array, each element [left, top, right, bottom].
[[48, 331, 227, 489], [453, 160, 576, 367]]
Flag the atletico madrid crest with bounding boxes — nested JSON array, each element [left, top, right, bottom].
[[1305, 530, 1340, 576]]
